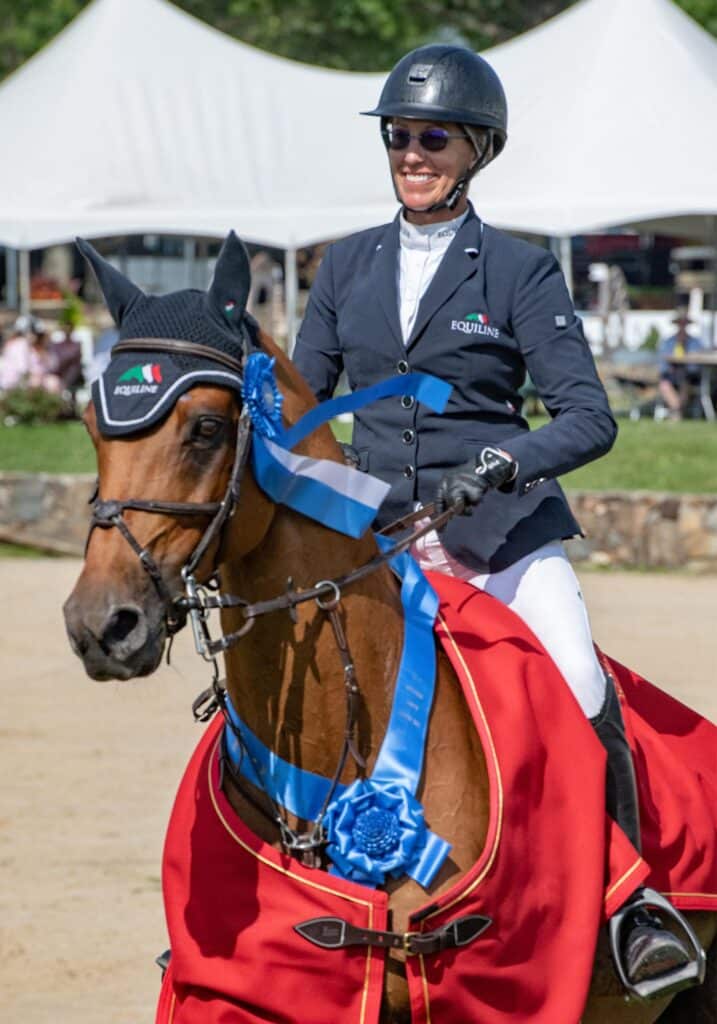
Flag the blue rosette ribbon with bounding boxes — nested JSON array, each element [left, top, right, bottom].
[[324, 779, 450, 888], [241, 352, 284, 439]]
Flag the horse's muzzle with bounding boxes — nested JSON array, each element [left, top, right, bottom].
[[63, 594, 166, 681]]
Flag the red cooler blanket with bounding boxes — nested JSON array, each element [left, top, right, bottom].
[[157, 574, 717, 1024]]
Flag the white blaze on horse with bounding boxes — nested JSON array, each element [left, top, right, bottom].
[[64, 233, 717, 1024]]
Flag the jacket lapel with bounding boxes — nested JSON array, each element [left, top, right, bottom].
[[369, 216, 404, 353], [407, 210, 484, 349]]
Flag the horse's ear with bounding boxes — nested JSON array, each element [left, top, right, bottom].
[[76, 238, 144, 325], [207, 230, 251, 331]]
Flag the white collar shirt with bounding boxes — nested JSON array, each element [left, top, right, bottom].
[[398, 208, 469, 344]]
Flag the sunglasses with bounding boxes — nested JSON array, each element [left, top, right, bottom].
[[382, 125, 467, 152]]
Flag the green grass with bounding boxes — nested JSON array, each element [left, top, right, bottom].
[[0, 421, 94, 473], [0, 417, 715, 492], [558, 419, 717, 492]]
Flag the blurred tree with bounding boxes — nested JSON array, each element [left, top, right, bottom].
[[678, 0, 717, 34], [0, 0, 716, 79], [172, 0, 580, 69], [0, 0, 84, 79]]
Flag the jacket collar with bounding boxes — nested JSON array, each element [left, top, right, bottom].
[[407, 204, 483, 348], [369, 204, 484, 354]]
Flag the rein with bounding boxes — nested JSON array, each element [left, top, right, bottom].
[[178, 501, 459, 657]]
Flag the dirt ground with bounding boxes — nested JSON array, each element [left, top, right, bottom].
[[1, 558, 715, 1024]]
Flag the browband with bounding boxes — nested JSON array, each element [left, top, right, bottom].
[[112, 337, 244, 375]]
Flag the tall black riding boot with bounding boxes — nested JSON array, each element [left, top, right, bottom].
[[590, 676, 705, 1001]]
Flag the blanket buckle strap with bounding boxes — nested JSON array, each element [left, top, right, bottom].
[[294, 914, 492, 956]]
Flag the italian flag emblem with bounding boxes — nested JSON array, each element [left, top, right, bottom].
[[117, 363, 163, 384], [465, 312, 490, 324]]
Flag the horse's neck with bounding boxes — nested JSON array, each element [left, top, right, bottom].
[[220, 506, 405, 782]]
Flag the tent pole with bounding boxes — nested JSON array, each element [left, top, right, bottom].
[[284, 245, 298, 355], [559, 235, 573, 298], [5, 247, 18, 309], [18, 248, 30, 316], [183, 237, 197, 288], [710, 214, 717, 350]]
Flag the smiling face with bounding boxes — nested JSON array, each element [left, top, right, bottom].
[[387, 117, 477, 224]]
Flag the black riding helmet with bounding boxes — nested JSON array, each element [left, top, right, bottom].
[[362, 44, 508, 214]]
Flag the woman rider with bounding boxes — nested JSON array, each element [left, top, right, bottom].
[[292, 44, 698, 995]]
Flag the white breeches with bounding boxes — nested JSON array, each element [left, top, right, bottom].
[[412, 533, 607, 719]]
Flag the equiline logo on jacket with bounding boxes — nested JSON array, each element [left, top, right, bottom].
[[451, 312, 500, 339]]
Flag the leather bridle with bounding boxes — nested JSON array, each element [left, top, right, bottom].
[[86, 334, 254, 635], [86, 329, 462, 860]]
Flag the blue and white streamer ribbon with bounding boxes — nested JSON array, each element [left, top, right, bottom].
[[243, 353, 452, 539], [227, 356, 454, 886], [252, 435, 390, 540]]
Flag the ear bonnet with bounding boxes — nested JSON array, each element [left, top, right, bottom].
[[79, 231, 257, 436]]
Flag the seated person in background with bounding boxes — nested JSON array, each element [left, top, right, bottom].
[[0, 316, 59, 392], [48, 328, 83, 388], [658, 310, 704, 419]]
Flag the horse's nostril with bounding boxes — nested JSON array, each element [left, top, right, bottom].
[[100, 607, 141, 651]]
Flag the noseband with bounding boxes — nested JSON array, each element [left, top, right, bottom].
[[86, 335, 254, 635]]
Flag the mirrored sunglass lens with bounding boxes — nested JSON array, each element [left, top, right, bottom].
[[419, 129, 450, 151], [388, 127, 411, 150]]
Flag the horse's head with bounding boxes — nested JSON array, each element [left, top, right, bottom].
[[64, 232, 282, 680]]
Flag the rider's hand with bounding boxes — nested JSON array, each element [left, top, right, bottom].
[[435, 446, 518, 515]]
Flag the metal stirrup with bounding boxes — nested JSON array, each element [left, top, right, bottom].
[[608, 887, 706, 1001]]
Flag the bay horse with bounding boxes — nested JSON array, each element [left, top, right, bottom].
[[63, 233, 716, 1024]]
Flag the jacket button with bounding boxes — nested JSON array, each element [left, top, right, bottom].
[[402, 429, 415, 444], [403, 465, 415, 479], [401, 394, 415, 409], [397, 359, 409, 374]]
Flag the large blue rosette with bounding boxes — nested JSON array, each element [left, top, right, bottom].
[[241, 351, 284, 439], [324, 779, 448, 887]]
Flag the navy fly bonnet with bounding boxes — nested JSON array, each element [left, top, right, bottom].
[[78, 232, 257, 436]]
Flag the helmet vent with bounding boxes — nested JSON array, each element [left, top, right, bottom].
[[408, 63, 431, 83]]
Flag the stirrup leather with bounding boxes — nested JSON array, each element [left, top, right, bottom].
[[608, 888, 706, 1001]]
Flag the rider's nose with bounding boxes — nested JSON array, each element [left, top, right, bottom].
[[403, 145, 424, 163], [98, 604, 148, 659]]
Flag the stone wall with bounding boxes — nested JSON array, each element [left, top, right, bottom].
[[565, 492, 717, 571], [1, 472, 717, 570], [0, 473, 95, 555]]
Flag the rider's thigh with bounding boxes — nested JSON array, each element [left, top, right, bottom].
[[479, 542, 607, 719]]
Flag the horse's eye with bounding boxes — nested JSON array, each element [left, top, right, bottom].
[[190, 416, 225, 443]]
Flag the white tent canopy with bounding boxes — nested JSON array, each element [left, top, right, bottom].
[[479, 0, 717, 238], [0, 0, 391, 249], [0, 0, 716, 250]]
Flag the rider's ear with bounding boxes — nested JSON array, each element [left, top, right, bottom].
[[206, 230, 251, 332], [75, 238, 144, 325]]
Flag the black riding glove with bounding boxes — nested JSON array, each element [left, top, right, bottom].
[[435, 446, 518, 515]]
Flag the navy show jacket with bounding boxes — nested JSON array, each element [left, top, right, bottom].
[[293, 205, 617, 573]]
